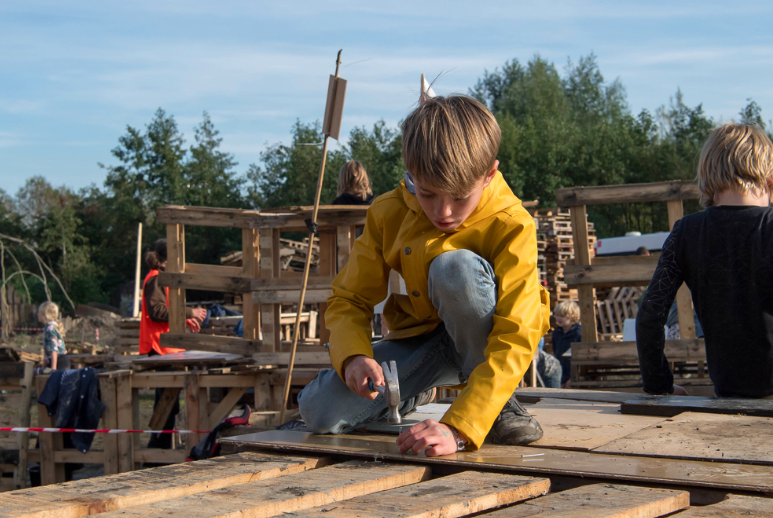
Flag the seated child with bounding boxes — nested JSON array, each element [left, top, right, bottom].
[[298, 95, 550, 456], [637, 122, 773, 398], [534, 338, 562, 388], [551, 301, 581, 386], [39, 301, 69, 371]]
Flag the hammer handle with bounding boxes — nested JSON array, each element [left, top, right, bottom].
[[367, 380, 386, 394]]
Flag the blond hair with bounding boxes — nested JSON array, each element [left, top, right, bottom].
[[337, 160, 372, 199], [38, 301, 65, 335], [697, 122, 773, 207], [554, 300, 580, 324], [402, 95, 501, 198]]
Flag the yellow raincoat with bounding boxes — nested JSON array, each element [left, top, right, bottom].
[[325, 171, 550, 449]]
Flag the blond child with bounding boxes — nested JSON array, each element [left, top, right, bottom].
[[333, 160, 374, 206], [637, 122, 773, 398], [38, 301, 69, 371], [551, 300, 581, 386], [298, 95, 550, 456]]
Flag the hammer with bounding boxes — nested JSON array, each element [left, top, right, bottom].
[[368, 360, 401, 425]]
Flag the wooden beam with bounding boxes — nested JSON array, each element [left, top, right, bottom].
[[206, 387, 248, 429], [564, 261, 657, 287], [253, 276, 336, 289], [159, 333, 258, 356], [253, 352, 331, 366], [571, 339, 705, 363], [242, 228, 261, 341], [166, 223, 186, 334], [14, 361, 33, 489], [115, 371, 134, 473], [260, 228, 282, 352], [252, 288, 333, 304], [184, 263, 244, 277], [148, 387, 182, 431], [184, 373, 201, 452], [157, 272, 252, 293], [131, 373, 258, 389], [667, 199, 697, 340], [485, 483, 688, 517], [336, 225, 351, 271], [556, 180, 699, 207], [570, 205, 598, 343], [156, 205, 259, 228], [99, 375, 119, 476], [0, 453, 328, 518], [291, 471, 550, 518]]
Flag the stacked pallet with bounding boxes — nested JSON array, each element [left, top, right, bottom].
[[531, 208, 596, 308], [113, 318, 139, 355]]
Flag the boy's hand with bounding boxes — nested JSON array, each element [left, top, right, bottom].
[[343, 355, 384, 399], [397, 420, 460, 457]]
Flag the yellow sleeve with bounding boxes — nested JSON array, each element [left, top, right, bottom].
[[440, 213, 550, 450], [325, 205, 392, 379]]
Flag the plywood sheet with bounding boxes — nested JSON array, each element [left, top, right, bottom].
[[621, 395, 773, 418], [514, 388, 649, 404], [221, 431, 773, 493], [486, 483, 689, 517], [288, 471, 550, 518], [675, 494, 773, 517], [594, 412, 773, 465]]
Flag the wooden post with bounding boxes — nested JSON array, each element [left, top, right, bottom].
[[14, 362, 33, 489], [570, 205, 598, 343], [242, 228, 261, 343], [115, 372, 134, 473], [317, 232, 335, 345], [36, 375, 65, 485], [99, 376, 119, 475], [132, 222, 143, 318], [254, 372, 271, 411], [166, 223, 186, 334], [131, 387, 141, 469], [336, 225, 352, 271], [259, 228, 281, 352], [184, 373, 201, 452], [667, 200, 696, 339]]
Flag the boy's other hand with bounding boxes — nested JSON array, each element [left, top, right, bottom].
[[397, 420, 459, 457], [191, 307, 207, 322], [343, 355, 384, 399]]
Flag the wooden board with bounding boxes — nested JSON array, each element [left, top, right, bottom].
[[675, 494, 773, 517], [594, 412, 773, 465], [93, 461, 430, 518], [485, 483, 689, 517], [221, 431, 773, 493], [159, 334, 258, 356], [571, 340, 705, 363], [132, 350, 244, 365], [157, 272, 252, 293], [621, 395, 773, 418], [0, 452, 326, 518], [555, 180, 699, 207], [564, 261, 656, 288], [253, 352, 331, 366], [288, 471, 550, 518], [514, 388, 649, 405]]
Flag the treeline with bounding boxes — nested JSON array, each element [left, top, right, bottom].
[[0, 54, 769, 311]]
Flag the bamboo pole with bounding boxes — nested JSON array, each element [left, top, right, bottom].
[[132, 223, 143, 318], [280, 50, 342, 423]]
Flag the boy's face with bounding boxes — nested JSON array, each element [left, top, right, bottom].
[[413, 160, 499, 232], [555, 315, 573, 329]]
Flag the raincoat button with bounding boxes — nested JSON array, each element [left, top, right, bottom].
[[412, 290, 420, 297], [404, 247, 411, 255]]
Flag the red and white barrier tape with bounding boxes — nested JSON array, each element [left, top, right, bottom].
[[0, 427, 210, 434]]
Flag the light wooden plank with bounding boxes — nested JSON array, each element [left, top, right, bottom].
[[253, 352, 331, 366], [156, 206, 259, 227], [666, 199, 696, 340], [99, 376, 120, 476], [336, 225, 351, 271], [166, 223, 186, 334], [147, 388, 182, 431], [675, 494, 773, 517], [556, 180, 699, 207], [159, 333, 258, 356], [260, 228, 282, 352], [115, 372, 134, 473], [92, 461, 430, 518], [157, 272, 252, 293], [0, 453, 328, 518], [184, 263, 245, 277], [288, 471, 550, 518], [620, 395, 773, 418], [564, 261, 656, 287], [571, 340, 705, 363], [486, 483, 688, 517], [570, 205, 597, 343], [594, 412, 773, 465], [242, 228, 261, 341]]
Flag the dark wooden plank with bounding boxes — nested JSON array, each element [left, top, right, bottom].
[[564, 261, 656, 287], [621, 395, 773, 418], [222, 430, 773, 494], [555, 180, 699, 207], [157, 272, 251, 293]]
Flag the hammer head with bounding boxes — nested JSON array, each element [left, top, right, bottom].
[[381, 360, 401, 424]]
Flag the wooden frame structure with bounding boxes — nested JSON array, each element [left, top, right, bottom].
[[154, 205, 367, 358], [555, 180, 703, 384], [0, 362, 33, 489]]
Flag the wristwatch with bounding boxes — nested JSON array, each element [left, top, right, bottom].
[[448, 426, 466, 452]]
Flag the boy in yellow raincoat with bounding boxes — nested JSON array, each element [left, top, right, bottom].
[[298, 95, 550, 456]]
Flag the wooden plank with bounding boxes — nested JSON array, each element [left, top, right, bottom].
[[89, 461, 430, 518], [131, 373, 257, 389], [156, 205, 259, 227], [132, 448, 187, 464], [253, 352, 331, 366], [242, 228, 261, 341], [223, 430, 773, 493], [594, 412, 773, 465], [675, 494, 773, 517], [159, 333, 257, 356], [556, 180, 699, 207], [514, 388, 650, 405], [166, 223, 186, 334], [621, 395, 773, 418], [0, 452, 327, 518], [253, 288, 333, 304], [0, 363, 25, 378], [336, 225, 351, 271], [147, 388, 182, 431], [99, 376, 120, 476], [157, 272, 252, 293], [486, 483, 688, 517], [289, 471, 550, 518], [14, 361, 33, 489], [571, 340, 705, 363], [570, 205, 597, 343], [260, 228, 282, 352], [254, 372, 271, 411], [253, 277, 336, 289], [184, 374, 201, 451], [206, 387, 248, 429], [115, 372, 134, 473], [666, 199, 697, 340], [35, 376, 64, 485], [184, 263, 244, 277], [564, 261, 656, 287]]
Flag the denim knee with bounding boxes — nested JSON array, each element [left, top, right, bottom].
[[428, 250, 495, 313]]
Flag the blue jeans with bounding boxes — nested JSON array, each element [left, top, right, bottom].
[[299, 250, 497, 433]]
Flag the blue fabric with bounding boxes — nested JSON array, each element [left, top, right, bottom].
[[536, 349, 562, 388], [552, 323, 582, 385], [37, 368, 105, 453], [201, 304, 241, 329], [404, 171, 416, 195], [299, 249, 502, 433]]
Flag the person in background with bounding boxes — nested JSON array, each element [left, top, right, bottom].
[[333, 160, 374, 206], [140, 239, 206, 451], [551, 300, 582, 387], [636, 246, 650, 256], [39, 301, 69, 371], [534, 337, 562, 388]]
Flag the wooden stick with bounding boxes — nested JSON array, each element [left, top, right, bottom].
[[132, 222, 142, 318], [280, 50, 343, 423]]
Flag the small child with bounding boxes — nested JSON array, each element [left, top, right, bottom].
[[637, 122, 773, 398], [38, 301, 69, 371], [551, 300, 581, 386]]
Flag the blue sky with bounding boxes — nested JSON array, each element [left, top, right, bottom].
[[2, 1, 772, 195]]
